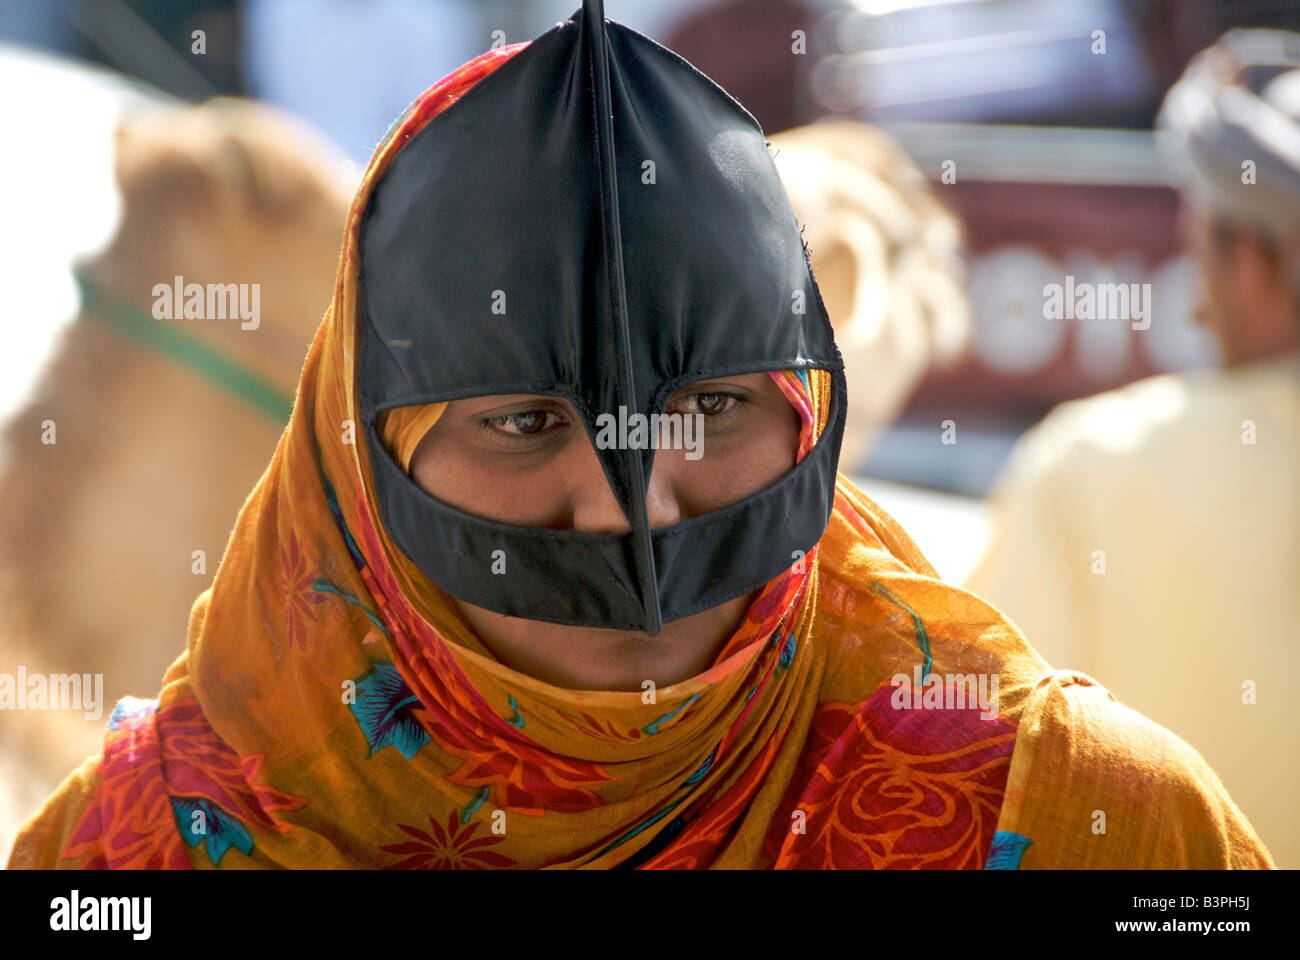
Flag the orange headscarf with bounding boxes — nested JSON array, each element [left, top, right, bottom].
[[379, 403, 447, 475], [9, 42, 1274, 870]]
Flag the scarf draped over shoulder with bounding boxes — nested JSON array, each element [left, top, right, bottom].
[[8, 43, 1273, 870]]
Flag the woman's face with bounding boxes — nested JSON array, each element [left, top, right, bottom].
[[408, 371, 801, 691]]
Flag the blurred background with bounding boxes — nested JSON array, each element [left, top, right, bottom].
[[7, 0, 1289, 569], [1, 0, 1297, 866]]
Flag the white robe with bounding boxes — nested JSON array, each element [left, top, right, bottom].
[[966, 351, 1300, 867]]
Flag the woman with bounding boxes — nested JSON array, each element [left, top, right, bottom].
[[9, 3, 1272, 869]]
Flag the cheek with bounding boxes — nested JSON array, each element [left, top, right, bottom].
[[671, 405, 801, 513], [739, 411, 800, 483], [411, 443, 574, 525]]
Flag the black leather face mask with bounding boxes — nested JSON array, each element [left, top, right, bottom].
[[357, 0, 847, 636]]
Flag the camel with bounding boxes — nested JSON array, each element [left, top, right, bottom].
[[0, 96, 354, 860], [768, 121, 969, 471]]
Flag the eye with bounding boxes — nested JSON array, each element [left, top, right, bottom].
[[673, 391, 746, 418], [480, 409, 567, 437], [694, 393, 732, 416]]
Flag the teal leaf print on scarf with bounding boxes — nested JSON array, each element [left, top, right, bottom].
[[984, 830, 1033, 869], [172, 797, 254, 867], [348, 660, 432, 761]]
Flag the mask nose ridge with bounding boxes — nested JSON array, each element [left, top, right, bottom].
[[570, 445, 681, 535]]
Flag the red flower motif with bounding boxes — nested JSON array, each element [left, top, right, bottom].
[[60, 697, 308, 869], [416, 704, 612, 815], [280, 528, 327, 652], [551, 709, 643, 743], [153, 699, 309, 832], [760, 682, 1018, 869], [379, 811, 516, 869], [62, 714, 191, 869]]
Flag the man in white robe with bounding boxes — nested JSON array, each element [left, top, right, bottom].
[[966, 29, 1300, 868]]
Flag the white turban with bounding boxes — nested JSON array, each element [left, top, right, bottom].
[[1157, 29, 1300, 241]]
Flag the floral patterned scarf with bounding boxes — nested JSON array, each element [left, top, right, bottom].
[[9, 43, 1273, 870]]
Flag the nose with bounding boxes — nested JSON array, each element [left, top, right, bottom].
[[570, 443, 683, 535]]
